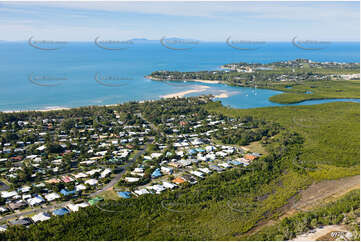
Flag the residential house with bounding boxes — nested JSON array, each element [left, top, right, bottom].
[[31, 212, 51, 223], [52, 207, 69, 216]]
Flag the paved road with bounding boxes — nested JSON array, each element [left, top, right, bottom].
[[0, 201, 69, 223], [0, 143, 152, 222], [90, 143, 150, 197], [0, 113, 156, 222]]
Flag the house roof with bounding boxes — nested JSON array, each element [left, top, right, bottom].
[[172, 177, 186, 184], [60, 189, 76, 196], [32, 212, 51, 223], [117, 191, 131, 199], [9, 218, 32, 226], [52, 208, 69, 216], [151, 168, 162, 178]]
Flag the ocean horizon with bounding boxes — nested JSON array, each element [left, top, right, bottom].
[[0, 41, 359, 111]]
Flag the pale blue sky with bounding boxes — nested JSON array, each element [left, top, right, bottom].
[[0, 1, 359, 41]]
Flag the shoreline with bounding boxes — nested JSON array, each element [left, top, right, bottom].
[[145, 76, 222, 84], [160, 85, 210, 99], [2, 106, 71, 113]]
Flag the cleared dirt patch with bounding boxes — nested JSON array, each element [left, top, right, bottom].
[[289, 175, 360, 213], [243, 175, 360, 237]]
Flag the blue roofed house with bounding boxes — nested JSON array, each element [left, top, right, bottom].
[[188, 149, 197, 155], [117, 191, 131, 199], [151, 168, 162, 179], [229, 160, 241, 166], [52, 207, 69, 216], [195, 148, 205, 153], [60, 189, 76, 196]]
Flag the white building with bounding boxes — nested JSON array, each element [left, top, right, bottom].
[[45, 192, 60, 202], [32, 212, 51, 223]]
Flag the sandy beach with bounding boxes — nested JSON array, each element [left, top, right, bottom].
[[145, 76, 222, 84], [213, 92, 230, 98], [160, 85, 210, 98], [192, 79, 222, 84], [2, 106, 70, 113]]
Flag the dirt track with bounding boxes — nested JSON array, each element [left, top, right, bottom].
[[289, 175, 360, 213], [244, 175, 360, 237]]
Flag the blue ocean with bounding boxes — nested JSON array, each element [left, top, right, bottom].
[[0, 41, 359, 111]]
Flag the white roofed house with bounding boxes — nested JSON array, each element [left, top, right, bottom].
[[199, 167, 212, 174], [100, 168, 112, 178], [162, 181, 177, 189], [75, 184, 87, 191], [130, 171, 145, 177], [206, 145, 215, 152], [190, 170, 204, 178], [67, 202, 89, 212], [125, 177, 140, 183], [178, 159, 192, 167], [133, 168, 144, 173], [27, 195, 45, 207], [191, 138, 203, 146], [144, 156, 152, 160], [80, 160, 96, 165], [85, 179, 98, 186], [197, 153, 207, 162], [22, 194, 31, 200], [73, 172, 88, 179], [45, 192, 60, 202], [32, 212, 51, 223], [95, 151, 107, 156], [175, 150, 184, 157], [134, 188, 150, 196], [1, 191, 18, 199], [36, 145, 46, 151], [86, 169, 102, 176], [160, 166, 173, 174], [150, 153, 162, 159], [205, 153, 216, 161], [224, 148, 235, 155], [216, 151, 228, 157], [146, 184, 166, 194], [219, 162, 232, 169], [18, 186, 31, 194]]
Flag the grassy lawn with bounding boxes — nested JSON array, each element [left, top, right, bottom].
[[243, 141, 268, 155], [98, 190, 120, 201], [128, 150, 140, 159]]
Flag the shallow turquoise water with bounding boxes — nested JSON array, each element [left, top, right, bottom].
[[0, 41, 359, 111]]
